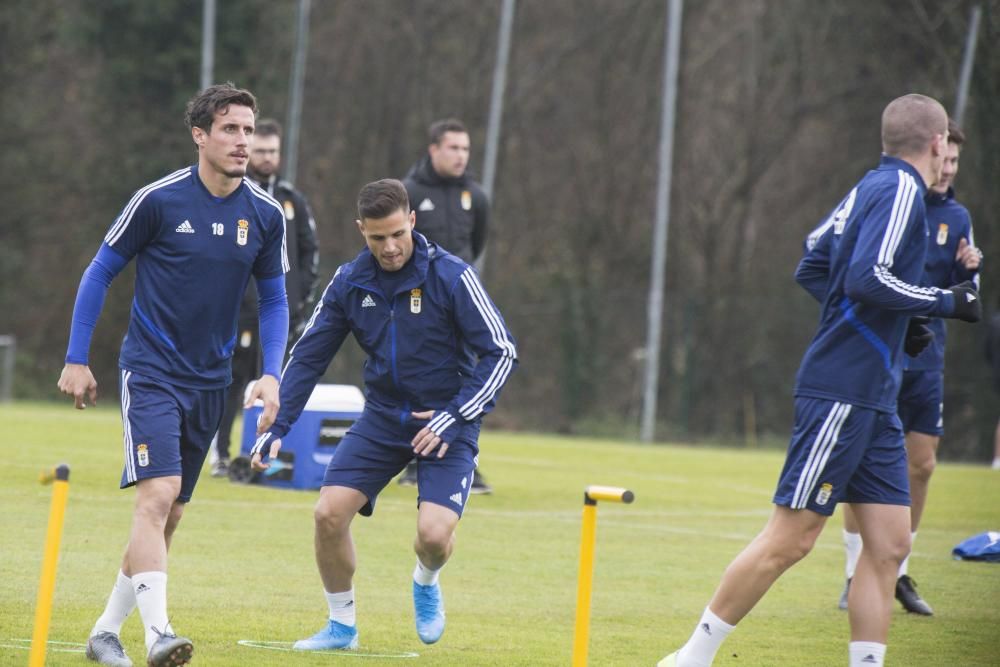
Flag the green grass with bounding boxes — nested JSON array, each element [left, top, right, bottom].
[[2, 402, 998, 666]]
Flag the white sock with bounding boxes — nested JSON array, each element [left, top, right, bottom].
[[676, 607, 735, 667], [849, 641, 886, 666], [843, 529, 863, 579], [325, 588, 356, 627], [91, 570, 136, 636], [413, 558, 441, 586], [992, 456, 1000, 470], [132, 571, 172, 653], [898, 532, 916, 577]]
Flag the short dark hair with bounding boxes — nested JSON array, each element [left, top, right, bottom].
[[428, 118, 468, 145], [185, 82, 257, 133], [948, 118, 965, 146], [256, 118, 282, 138], [358, 179, 410, 221]]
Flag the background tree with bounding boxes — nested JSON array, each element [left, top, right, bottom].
[[2, 0, 997, 460]]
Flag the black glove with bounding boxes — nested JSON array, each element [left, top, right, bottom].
[[947, 281, 982, 323], [904, 316, 934, 357]]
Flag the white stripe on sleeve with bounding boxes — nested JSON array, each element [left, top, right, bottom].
[[105, 168, 190, 246], [245, 179, 290, 273], [457, 269, 516, 420]]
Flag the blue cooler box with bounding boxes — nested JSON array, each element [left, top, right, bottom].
[[241, 383, 365, 490]]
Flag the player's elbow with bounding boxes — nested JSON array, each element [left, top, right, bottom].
[[793, 260, 810, 285], [793, 272, 818, 298], [843, 272, 869, 303]]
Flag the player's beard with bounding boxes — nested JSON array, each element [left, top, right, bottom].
[[222, 165, 247, 179], [249, 164, 276, 181]]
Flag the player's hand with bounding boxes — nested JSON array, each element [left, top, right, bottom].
[[956, 237, 983, 271], [57, 363, 97, 409], [411, 410, 450, 459], [248, 374, 280, 434], [946, 281, 982, 323], [251, 438, 282, 472], [904, 316, 934, 357]]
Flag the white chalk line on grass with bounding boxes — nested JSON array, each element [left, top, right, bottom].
[[470, 507, 773, 521], [612, 517, 950, 562], [1, 638, 85, 653], [237, 640, 418, 658], [463, 452, 777, 497], [483, 453, 693, 483], [58, 490, 777, 516]]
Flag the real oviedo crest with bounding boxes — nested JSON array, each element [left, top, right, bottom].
[[137, 444, 150, 467], [237, 219, 249, 246], [936, 223, 948, 246]]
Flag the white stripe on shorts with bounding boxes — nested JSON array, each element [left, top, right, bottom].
[[120, 370, 136, 483], [791, 402, 852, 509]]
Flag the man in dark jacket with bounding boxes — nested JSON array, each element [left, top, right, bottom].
[[402, 118, 489, 265], [400, 118, 493, 492], [248, 119, 320, 332], [211, 118, 320, 477]]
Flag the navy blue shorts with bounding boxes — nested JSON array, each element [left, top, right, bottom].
[[896, 370, 944, 436], [322, 410, 480, 518], [772, 397, 909, 515], [118, 370, 225, 502]]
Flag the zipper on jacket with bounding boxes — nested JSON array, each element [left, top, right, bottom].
[[389, 302, 400, 389]]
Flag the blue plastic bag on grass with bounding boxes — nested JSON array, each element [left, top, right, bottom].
[[952, 531, 1000, 561]]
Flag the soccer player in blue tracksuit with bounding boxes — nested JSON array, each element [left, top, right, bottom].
[[250, 179, 517, 651], [58, 84, 289, 667], [659, 95, 981, 667], [839, 119, 982, 616]]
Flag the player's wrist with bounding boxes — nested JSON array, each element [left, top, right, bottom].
[[936, 291, 955, 317], [428, 410, 459, 439], [250, 430, 281, 458]]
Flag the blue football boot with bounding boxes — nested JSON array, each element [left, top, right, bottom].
[[292, 620, 359, 651], [413, 581, 446, 644]]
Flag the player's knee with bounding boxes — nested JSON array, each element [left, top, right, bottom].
[[165, 502, 185, 535], [762, 517, 821, 567], [314, 498, 352, 533], [881, 541, 911, 567], [909, 452, 937, 482], [415, 522, 453, 554], [868, 532, 911, 566], [779, 533, 817, 567], [888, 532, 912, 564], [133, 478, 181, 525]]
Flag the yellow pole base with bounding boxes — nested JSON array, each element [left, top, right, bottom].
[[571, 485, 634, 666], [30, 464, 71, 667]]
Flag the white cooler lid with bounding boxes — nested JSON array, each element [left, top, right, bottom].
[[244, 382, 365, 413]]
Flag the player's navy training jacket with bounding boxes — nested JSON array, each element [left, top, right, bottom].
[[904, 187, 979, 371], [264, 232, 517, 447], [66, 165, 290, 389], [793, 156, 961, 413]]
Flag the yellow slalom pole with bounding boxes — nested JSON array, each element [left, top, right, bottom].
[[30, 464, 71, 667], [572, 485, 635, 667]]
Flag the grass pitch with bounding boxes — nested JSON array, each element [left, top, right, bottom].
[[2, 402, 998, 665]]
